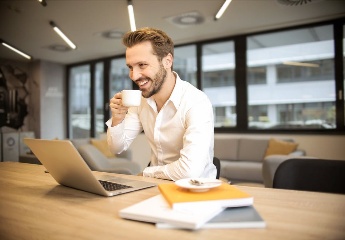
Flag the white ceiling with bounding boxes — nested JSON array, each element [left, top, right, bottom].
[[0, 0, 344, 65]]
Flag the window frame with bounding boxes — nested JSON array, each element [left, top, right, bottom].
[[66, 18, 345, 138]]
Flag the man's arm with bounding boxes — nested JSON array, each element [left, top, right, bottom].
[[106, 92, 143, 154]]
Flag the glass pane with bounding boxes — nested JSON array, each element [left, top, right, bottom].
[[109, 58, 133, 118], [174, 45, 197, 87], [247, 25, 336, 129], [95, 62, 104, 136], [69, 65, 91, 138], [202, 41, 236, 127]]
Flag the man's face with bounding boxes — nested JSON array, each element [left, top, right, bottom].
[[126, 41, 167, 98]]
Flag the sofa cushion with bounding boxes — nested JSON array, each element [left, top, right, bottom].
[[90, 138, 115, 158], [264, 138, 298, 157], [214, 138, 239, 161], [220, 161, 262, 182], [78, 144, 140, 174], [238, 138, 269, 162], [71, 138, 90, 149]]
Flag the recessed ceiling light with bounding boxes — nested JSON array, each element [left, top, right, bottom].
[[276, 0, 322, 6], [165, 11, 204, 28], [47, 44, 71, 52], [102, 30, 124, 39]]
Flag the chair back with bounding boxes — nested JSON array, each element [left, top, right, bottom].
[[213, 157, 221, 179], [273, 158, 345, 194], [78, 144, 112, 170]]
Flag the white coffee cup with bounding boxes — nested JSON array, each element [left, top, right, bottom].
[[121, 90, 142, 107]]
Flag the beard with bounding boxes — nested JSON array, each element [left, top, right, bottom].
[[141, 63, 167, 98]]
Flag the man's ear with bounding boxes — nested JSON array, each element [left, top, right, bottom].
[[164, 53, 173, 68]]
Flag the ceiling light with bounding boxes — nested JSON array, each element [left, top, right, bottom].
[[127, 0, 136, 31], [165, 12, 204, 28], [0, 39, 32, 60], [215, 0, 232, 20], [101, 30, 124, 39], [50, 21, 77, 49], [37, 0, 47, 7], [283, 61, 319, 67], [47, 44, 71, 52], [276, 0, 321, 6]]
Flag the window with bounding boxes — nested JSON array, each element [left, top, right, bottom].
[[109, 58, 133, 118], [247, 25, 336, 130], [202, 41, 236, 127], [69, 65, 91, 138], [67, 19, 345, 136], [95, 62, 104, 136], [110, 58, 132, 93], [174, 45, 197, 87], [248, 66, 266, 85], [276, 59, 334, 83]]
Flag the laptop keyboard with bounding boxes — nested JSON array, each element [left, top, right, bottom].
[[99, 180, 133, 191]]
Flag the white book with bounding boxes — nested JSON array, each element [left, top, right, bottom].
[[119, 194, 224, 230], [156, 206, 266, 229]]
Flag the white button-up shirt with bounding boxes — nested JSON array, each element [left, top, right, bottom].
[[106, 73, 216, 181]]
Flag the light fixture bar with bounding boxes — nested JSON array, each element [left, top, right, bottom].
[[215, 0, 232, 20], [0, 40, 32, 60], [37, 0, 47, 7], [50, 21, 77, 49], [127, 0, 137, 31], [283, 61, 319, 68]]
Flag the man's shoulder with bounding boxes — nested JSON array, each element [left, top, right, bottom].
[[180, 80, 209, 100]]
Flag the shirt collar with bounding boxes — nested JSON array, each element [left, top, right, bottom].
[[168, 72, 183, 109], [146, 71, 183, 111]]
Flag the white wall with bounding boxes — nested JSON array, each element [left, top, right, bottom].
[[29, 60, 66, 139], [39, 61, 66, 139]]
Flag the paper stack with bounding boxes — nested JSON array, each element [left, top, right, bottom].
[[119, 182, 265, 230]]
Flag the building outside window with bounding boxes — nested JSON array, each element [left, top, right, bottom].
[[201, 41, 236, 127], [95, 62, 104, 136], [67, 20, 344, 136], [109, 58, 133, 118], [246, 24, 335, 129], [69, 65, 91, 138], [174, 45, 197, 87]]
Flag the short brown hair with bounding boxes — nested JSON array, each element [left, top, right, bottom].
[[122, 27, 174, 61]]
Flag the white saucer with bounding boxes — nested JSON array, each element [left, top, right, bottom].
[[175, 178, 222, 192]]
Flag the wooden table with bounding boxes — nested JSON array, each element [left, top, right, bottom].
[[0, 162, 344, 240]]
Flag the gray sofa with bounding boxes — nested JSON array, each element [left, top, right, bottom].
[[71, 138, 141, 175], [214, 136, 305, 184]]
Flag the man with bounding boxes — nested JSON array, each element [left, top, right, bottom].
[[106, 27, 216, 181]]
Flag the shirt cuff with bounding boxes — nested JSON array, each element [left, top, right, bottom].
[[143, 166, 171, 180], [106, 118, 125, 134]]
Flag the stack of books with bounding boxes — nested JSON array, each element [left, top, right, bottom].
[[119, 181, 266, 230]]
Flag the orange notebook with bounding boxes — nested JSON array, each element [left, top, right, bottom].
[[158, 183, 253, 211]]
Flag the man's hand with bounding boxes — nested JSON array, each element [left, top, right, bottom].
[[109, 92, 129, 127]]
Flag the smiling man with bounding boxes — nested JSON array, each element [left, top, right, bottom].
[[106, 27, 216, 181]]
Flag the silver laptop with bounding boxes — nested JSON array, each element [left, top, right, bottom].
[[23, 138, 156, 197]]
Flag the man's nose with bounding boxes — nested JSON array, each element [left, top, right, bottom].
[[130, 67, 142, 81]]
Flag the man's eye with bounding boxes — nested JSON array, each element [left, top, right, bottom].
[[139, 64, 147, 68]]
